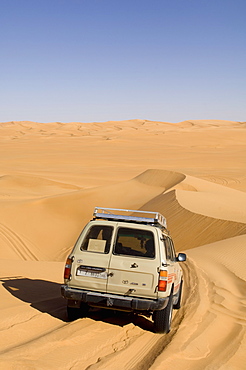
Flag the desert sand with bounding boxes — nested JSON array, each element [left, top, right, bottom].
[[0, 119, 245, 369]]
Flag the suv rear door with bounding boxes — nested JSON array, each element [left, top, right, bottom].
[[107, 224, 159, 299], [69, 223, 113, 292]]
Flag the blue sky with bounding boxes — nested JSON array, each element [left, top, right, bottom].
[[1, 0, 245, 123]]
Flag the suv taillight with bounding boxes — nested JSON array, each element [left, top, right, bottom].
[[64, 257, 72, 279], [158, 270, 168, 291]]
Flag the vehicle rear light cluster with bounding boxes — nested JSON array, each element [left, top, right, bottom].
[[158, 270, 168, 291], [64, 257, 73, 280]]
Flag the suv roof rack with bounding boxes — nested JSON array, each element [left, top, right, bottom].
[[93, 207, 167, 229]]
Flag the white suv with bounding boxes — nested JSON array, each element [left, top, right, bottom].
[[61, 207, 186, 333]]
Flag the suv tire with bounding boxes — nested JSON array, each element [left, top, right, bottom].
[[173, 280, 183, 310], [153, 293, 173, 334]]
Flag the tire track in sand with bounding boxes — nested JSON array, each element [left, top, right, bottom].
[[149, 258, 246, 369], [89, 259, 193, 369], [83, 291, 188, 369], [0, 223, 38, 260]]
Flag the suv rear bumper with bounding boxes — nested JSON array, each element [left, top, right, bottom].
[[61, 284, 169, 312]]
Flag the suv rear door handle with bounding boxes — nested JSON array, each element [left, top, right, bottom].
[[131, 263, 138, 268]]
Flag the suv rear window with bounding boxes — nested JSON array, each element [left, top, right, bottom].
[[80, 225, 113, 253], [114, 227, 155, 258]]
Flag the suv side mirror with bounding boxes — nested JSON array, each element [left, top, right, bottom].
[[176, 253, 186, 262]]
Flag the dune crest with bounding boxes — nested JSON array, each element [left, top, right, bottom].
[[173, 175, 246, 223], [140, 189, 246, 251], [133, 169, 185, 189]]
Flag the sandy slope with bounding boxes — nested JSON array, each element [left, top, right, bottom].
[[0, 119, 245, 369]]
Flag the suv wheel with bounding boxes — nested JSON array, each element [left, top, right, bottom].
[[153, 293, 173, 333], [173, 280, 183, 310]]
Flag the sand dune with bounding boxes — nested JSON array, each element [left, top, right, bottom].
[[0, 174, 81, 200], [175, 175, 246, 223], [0, 120, 245, 369]]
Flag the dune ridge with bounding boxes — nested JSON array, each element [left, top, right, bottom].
[[141, 189, 246, 251]]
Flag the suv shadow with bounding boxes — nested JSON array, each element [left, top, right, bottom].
[[1, 277, 67, 320], [1, 277, 154, 331]]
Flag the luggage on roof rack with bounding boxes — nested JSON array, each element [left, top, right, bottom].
[[93, 207, 167, 229]]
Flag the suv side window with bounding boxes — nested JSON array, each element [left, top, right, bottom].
[[164, 237, 175, 262], [169, 238, 177, 261], [80, 225, 113, 253], [114, 227, 155, 258]]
